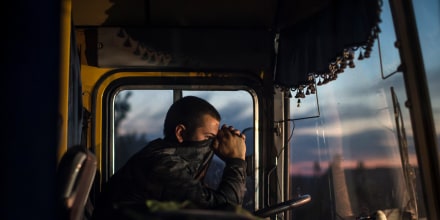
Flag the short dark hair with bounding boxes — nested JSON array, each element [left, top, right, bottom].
[[163, 96, 221, 140]]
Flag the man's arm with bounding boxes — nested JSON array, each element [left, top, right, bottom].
[[211, 124, 248, 205]]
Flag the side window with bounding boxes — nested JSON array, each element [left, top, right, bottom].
[[288, 1, 428, 219], [112, 89, 256, 211]]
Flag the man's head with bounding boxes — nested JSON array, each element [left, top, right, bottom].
[[164, 96, 221, 143]]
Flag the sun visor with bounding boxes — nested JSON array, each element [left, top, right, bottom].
[[92, 28, 273, 72]]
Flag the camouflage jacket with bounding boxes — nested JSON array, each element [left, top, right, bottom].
[[92, 138, 247, 220]]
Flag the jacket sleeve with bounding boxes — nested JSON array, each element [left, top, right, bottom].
[[148, 153, 247, 209], [217, 158, 248, 206]]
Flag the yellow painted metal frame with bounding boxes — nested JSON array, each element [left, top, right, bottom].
[[58, 0, 72, 161]]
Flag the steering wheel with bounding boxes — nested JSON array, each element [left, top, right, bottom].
[[253, 194, 311, 218]]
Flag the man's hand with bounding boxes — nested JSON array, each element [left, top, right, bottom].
[[212, 124, 246, 161]]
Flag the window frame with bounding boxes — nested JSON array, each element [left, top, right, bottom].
[[96, 71, 264, 211]]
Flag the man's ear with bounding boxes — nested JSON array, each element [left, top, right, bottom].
[[175, 124, 186, 143]]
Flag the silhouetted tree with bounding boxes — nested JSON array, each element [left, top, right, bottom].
[[114, 91, 132, 130]]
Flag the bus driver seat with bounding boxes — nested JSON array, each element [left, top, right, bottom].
[[56, 145, 97, 220]]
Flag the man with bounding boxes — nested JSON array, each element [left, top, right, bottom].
[[92, 96, 247, 220]]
